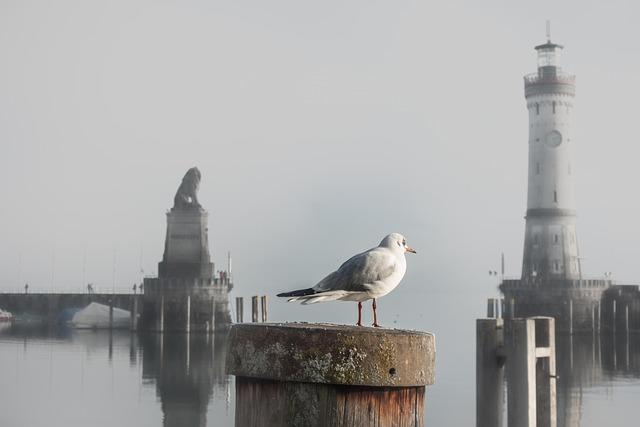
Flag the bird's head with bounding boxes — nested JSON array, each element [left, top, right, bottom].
[[379, 233, 417, 254]]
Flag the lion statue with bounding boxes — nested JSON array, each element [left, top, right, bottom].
[[173, 167, 202, 209]]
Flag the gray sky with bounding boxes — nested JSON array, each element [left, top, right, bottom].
[[1, 0, 639, 296], [4, 2, 640, 424]]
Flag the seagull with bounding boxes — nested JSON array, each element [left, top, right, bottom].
[[277, 233, 416, 327]]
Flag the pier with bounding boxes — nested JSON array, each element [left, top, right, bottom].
[[0, 292, 139, 328]]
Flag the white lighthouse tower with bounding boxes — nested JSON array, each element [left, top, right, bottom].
[[521, 35, 581, 280]]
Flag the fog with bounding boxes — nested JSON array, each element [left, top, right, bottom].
[[3, 1, 640, 425]]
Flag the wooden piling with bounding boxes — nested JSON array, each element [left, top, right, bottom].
[[251, 296, 258, 322], [227, 323, 435, 427], [504, 317, 557, 427], [235, 297, 243, 323], [260, 295, 268, 322], [476, 318, 504, 427]]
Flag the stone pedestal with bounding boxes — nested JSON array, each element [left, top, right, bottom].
[[159, 208, 213, 279], [140, 206, 232, 332]]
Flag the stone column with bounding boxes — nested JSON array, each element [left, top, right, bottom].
[[157, 295, 165, 333], [185, 294, 191, 334], [210, 296, 216, 333], [130, 296, 138, 331]]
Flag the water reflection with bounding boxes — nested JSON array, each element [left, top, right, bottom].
[[555, 331, 640, 427], [139, 332, 231, 427], [0, 325, 233, 427]]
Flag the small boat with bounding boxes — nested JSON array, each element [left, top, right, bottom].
[[0, 308, 13, 322]]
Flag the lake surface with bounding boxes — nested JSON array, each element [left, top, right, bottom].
[[0, 317, 639, 426]]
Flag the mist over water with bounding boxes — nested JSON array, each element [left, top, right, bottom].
[[2, 0, 640, 426]]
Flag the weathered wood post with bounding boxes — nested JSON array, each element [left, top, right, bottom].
[[235, 297, 243, 323], [260, 295, 268, 322], [227, 323, 435, 427], [476, 318, 504, 427], [251, 296, 259, 322], [505, 317, 557, 427]]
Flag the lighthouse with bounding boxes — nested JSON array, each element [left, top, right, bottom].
[[500, 34, 612, 333], [521, 37, 580, 280]]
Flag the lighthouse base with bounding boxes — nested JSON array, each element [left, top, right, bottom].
[[500, 278, 611, 332]]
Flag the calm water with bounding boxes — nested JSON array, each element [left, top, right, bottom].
[[1, 321, 639, 426]]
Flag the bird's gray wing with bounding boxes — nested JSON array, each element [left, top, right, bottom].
[[314, 248, 396, 293]]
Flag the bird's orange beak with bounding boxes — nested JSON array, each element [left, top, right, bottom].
[[405, 246, 417, 254]]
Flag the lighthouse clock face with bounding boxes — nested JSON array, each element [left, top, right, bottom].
[[545, 130, 563, 148]]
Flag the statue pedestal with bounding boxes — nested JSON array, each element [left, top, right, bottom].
[[159, 208, 213, 279]]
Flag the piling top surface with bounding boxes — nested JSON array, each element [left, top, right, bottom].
[[226, 322, 435, 387]]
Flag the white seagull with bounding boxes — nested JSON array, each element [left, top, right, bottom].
[[277, 233, 416, 327]]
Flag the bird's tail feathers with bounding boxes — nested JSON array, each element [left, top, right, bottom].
[[277, 287, 316, 298], [288, 290, 351, 305]]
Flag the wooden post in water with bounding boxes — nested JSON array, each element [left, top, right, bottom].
[[185, 294, 191, 334], [504, 317, 557, 427], [235, 297, 243, 323], [476, 318, 505, 427], [260, 295, 268, 322], [227, 323, 435, 427], [251, 296, 258, 322]]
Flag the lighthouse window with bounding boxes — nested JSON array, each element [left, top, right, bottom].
[[552, 101, 556, 114], [535, 103, 540, 115], [553, 190, 558, 203], [554, 234, 559, 244], [554, 261, 559, 271]]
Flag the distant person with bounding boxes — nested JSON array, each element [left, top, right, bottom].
[[139, 283, 143, 293], [24, 283, 28, 294], [87, 283, 94, 294], [132, 283, 137, 294]]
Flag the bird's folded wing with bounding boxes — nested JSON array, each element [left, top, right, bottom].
[[314, 249, 397, 293]]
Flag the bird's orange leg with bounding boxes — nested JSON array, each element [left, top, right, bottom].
[[372, 299, 380, 327], [356, 301, 363, 326]]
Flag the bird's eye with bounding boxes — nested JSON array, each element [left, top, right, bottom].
[[397, 241, 401, 247], [402, 239, 406, 245]]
